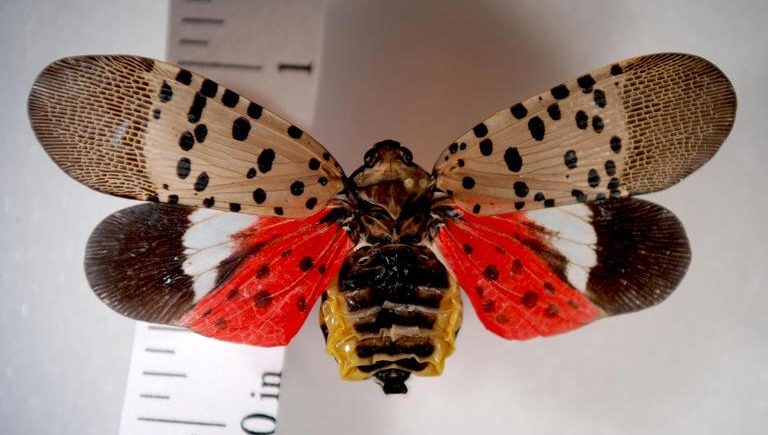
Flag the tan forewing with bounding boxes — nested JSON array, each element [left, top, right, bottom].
[[28, 55, 344, 217], [434, 53, 736, 215]]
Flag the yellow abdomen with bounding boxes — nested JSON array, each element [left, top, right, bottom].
[[319, 244, 462, 392]]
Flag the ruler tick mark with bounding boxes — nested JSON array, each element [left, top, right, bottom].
[[179, 38, 209, 46], [181, 17, 225, 25], [278, 62, 312, 73], [142, 370, 187, 378], [137, 417, 226, 428], [178, 60, 263, 71], [140, 393, 170, 400], [144, 347, 175, 354]]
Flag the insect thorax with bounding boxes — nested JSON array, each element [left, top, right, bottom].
[[320, 140, 462, 394]]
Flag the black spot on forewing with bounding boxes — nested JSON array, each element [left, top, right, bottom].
[[510, 103, 528, 119], [252, 188, 267, 204], [575, 111, 589, 129], [194, 124, 208, 143], [479, 139, 493, 156], [221, 89, 239, 107], [610, 136, 622, 153], [528, 116, 545, 140], [290, 181, 305, 196], [462, 177, 476, 189], [594, 89, 607, 108], [177, 158, 191, 179], [187, 92, 206, 123], [158, 81, 173, 102], [232, 117, 251, 141], [564, 150, 578, 169], [610, 64, 623, 75], [248, 102, 263, 119], [175, 69, 192, 85], [588, 169, 600, 188], [571, 189, 587, 202], [592, 116, 604, 133], [513, 181, 528, 197], [178, 131, 194, 151], [504, 147, 522, 172], [473, 123, 488, 138], [577, 74, 595, 92], [194, 172, 209, 192], [607, 177, 620, 191], [287, 125, 303, 139], [551, 84, 569, 99], [85, 204, 195, 324], [547, 103, 561, 121], [200, 79, 218, 98], [257, 149, 276, 173]]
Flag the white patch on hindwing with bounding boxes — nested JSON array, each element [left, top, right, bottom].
[[525, 204, 597, 292], [182, 209, 257, 301]]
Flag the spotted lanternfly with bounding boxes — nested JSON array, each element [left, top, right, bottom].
[[28, 54, 735, 394]]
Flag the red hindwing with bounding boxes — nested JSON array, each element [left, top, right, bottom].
[[182, 207, 353, 346], [435, 207, 604, 340]]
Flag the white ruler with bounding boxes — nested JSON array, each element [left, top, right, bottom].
[[118, 1, 324, 434]]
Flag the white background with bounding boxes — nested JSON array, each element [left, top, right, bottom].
[[2, 1, 768, 434]]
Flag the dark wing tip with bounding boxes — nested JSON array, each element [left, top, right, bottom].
[[28, 55, 157, 198], [85, 203, 196, 324], [586, 198, 691, 315], [621, 53, 737, 193]]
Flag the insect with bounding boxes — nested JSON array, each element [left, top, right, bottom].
[[28, 53, 735, 394]]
